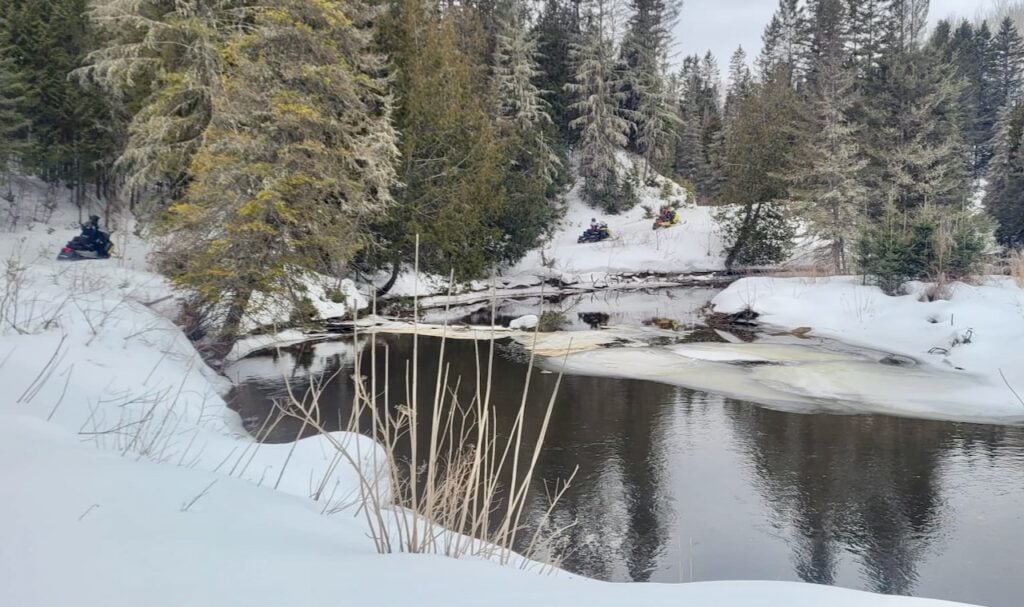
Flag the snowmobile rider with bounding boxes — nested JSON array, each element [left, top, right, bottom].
[[81, 215, 109, 254]]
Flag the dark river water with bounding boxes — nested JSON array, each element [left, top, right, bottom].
[[228, 293, 1024, 607]]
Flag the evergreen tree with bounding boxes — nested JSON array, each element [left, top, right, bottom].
[[378, 0, 556, 279], [806, 0, 847, 87], [568, 0, 632, 211], [886, 0, 930, 54], [534, 0, 581, 141], [159, 0, 398, 345], [84, 0, 235, 195], [718, 68, 802, 269], [992, 17, 1024, 109], [0, 12, 29, 189], [2, 0, 117, 201], [494, 10, 562, 186], [724, 46, 753, 123], [985, 102, 1024, 247], [861, 49, 969, 213], [619, 0, 679, 179], [846, 0, 888, 76], [492, 8, 568, 262], [789, 61, 868, 273], [674, 54, 724, 202], [757, 0, 810, 86]]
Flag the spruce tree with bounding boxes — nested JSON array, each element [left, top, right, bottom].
[[757, 0, 810, 86], [985, 102, 1024, 247], [534, 0, 581, 141], [494, 10, 562, 185], [159, 0, 398, 345], [724, 46, 753, 124], [619, 0, 679, 179], [568, 0, 632, 211], [789, 61, 868, 273], [992, 17, 1024, 110], [862, 49, 969, 213], [84, 0, 235, 194]]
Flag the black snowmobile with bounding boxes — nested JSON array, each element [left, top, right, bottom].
[[57, 215, 113, 261], [578, 221, 612, 244]]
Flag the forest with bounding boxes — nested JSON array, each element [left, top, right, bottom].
[[2, 0, 1023, 338]]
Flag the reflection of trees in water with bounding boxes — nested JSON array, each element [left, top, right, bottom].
[[512, 373, 678, 582], [725, 404, 1008, 595]]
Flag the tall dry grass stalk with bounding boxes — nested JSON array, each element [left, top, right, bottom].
[[1010, 250, 1024, 288], [278, 238, 577, 570]]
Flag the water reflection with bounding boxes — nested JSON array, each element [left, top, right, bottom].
[[227, 335, 1024, 607]]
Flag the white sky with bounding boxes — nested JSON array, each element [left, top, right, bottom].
[[673, 0, 992, 75]]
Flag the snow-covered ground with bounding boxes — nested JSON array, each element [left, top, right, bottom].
[[508, 276, 1024, 425], [507, 176, 725, 282], [0, 178, 987, 605], [371, 158, 728, 302]]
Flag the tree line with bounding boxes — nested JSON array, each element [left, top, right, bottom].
[[1, 0, 1023, 343]]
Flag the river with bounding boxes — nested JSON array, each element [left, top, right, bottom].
[[227, 290, 1024, 607]]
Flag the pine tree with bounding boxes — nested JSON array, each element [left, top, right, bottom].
[[718, 68, 802, 268], [84, 0, 235, 194], [568, 0, 632, 211], [789, 61, 868, 273], [985, 102, 1024, 246], [159, 0, 398, 346], [846, 0, 888, 76], [724, 46, 752, 123], [992, 17, 1024, 110], [757, 0, 809, 86], [619, 0, 680, 179], [534, 0, 581, 141]]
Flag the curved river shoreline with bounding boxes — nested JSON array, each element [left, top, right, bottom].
[[228, 329, 1024, 607]]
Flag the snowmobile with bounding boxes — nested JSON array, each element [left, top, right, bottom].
[[57, 217, 113, 261], [578, 222, 612, 244], [652, 207, 681, 230], [57, 234, 113, 261]]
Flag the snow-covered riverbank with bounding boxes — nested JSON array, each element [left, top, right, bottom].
[[710, 276, 1024, 421], [1, 185, 985, 605]]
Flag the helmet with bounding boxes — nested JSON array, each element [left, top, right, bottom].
[[89, 215, 100, 224]]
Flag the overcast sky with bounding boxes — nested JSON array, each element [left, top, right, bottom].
[[673, 0, 990, 76]]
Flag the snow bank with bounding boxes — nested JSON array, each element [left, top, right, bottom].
[[705, 276, 1024, 421], [509, 166, 725, 283], [0, 185, 984, 606], [1, 414, 976, 607], [0, 219, 383, 509]]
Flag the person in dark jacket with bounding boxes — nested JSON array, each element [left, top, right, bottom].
[[80, 215, 110, 256]]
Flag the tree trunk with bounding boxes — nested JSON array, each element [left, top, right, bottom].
[[209, 291, 251, 364], [724, 202, 763, 271], [375, 255, 403, 298]]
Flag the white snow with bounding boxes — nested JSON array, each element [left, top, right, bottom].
[[509, 170, 725, 283], [705, 276, 1024, 421], [0, 179, 986, 606], [509, 314, 539, 329]]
